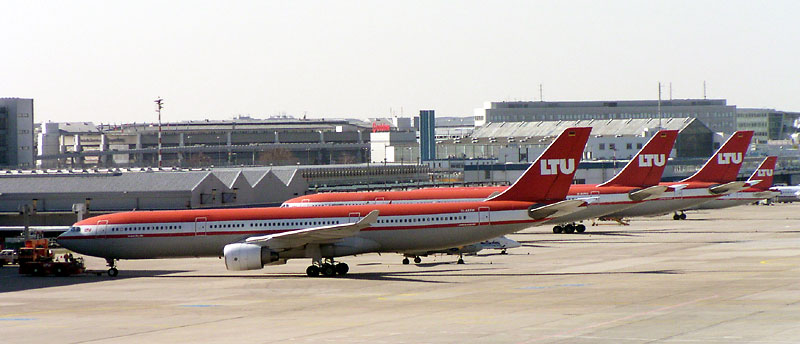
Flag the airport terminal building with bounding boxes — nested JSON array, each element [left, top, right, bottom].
[[474, 99, 737, 134]]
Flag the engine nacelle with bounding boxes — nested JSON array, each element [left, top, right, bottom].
[[223, 243, 278, 271]]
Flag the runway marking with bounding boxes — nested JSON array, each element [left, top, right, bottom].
[[521, 294, 719, 343], [516, 283, 588, 290], [759, 257, 799, 265], [0, 318, 36, 321]]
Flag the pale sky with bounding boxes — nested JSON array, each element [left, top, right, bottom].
[[3, 1, 799, 124]]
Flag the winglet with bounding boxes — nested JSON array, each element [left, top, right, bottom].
[[745, 156, 777, 191], [599, 130, 678, 187], [681, 131, 754, 183], [357, 210, 380, 227], [487, 127, 591, 202]]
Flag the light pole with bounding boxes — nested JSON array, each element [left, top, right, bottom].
[[216, 136, 222, 166], [186, 135, 192, 167]]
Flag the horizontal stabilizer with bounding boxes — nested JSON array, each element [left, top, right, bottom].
[[246, 210, 379, 249], [709, 181, 749, 195], [528, 199, 587, 220], [628, 185, 669, 202], [752, 191, 779, 198], [744, 179, 762, 187]]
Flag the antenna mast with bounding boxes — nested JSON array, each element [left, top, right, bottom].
[[155, 97, 164, 168], [539, 84, 543, 102], [703, 81, 707, 99]]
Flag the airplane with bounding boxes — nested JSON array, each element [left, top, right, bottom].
[[769, 185, 800, 203], [282, 130, 680, 234], [690, 156, 779, 209], [56, 127, 592, 277], [603, 130, 754, 220], [401, 236, 521, 265]]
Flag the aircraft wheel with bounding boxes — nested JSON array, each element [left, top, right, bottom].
[[576, 224, 586, 233], [553, 225, 563, 234], [107, 268, 119, 277], [321, 263, 336, 277], [564, 224, 575, 234], [673, 213, 681, 220], [306, 265, 320, 277], [335, 263, 349, 276], [457, 258, 465, 264], [402, 257, 410, 265], [414, 257, 422, 264], [679, 213, 687, 220]]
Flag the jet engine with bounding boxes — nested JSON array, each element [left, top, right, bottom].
[[223, 243, 279, 271]]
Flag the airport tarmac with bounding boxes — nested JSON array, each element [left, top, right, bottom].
[[1, 203, 799, 343]]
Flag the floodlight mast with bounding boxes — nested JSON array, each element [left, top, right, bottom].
[[155, 98, 164, 168]]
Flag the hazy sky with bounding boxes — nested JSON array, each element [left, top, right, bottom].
[[3, 1, 799, 124]]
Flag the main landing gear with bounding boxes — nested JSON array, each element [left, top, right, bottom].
[[105, 258, 119, 277], [306, 258, 348, 277], [673, 212, 687, 220], [402, 256, 423, 265], [552, 223, 586, 234]]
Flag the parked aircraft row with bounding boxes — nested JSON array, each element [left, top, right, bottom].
[[58, 128, 779, 277]]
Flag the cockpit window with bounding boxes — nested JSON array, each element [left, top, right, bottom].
[[69, 227, 81, 233]]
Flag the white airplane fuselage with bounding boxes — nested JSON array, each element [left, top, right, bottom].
[[283, 189, 646, 226], [57, 202, 538, 260], [692, 190, 780, 209], [605, 185, 719, 218]]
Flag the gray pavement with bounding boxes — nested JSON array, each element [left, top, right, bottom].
[[1, 203, 799, 343]]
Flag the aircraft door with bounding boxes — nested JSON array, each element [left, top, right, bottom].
[[194, 217, 207, 236], [348, 212, 361, 223], [96, 220, 110, 257], [96, 220, 109, 239], [478, 207, 490, 225]]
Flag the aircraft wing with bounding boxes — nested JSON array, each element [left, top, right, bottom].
[[245, 210, 379, 250], [628, 185, 669, 201], [709, 181, 749, 195], [528, 199, 588, 220]]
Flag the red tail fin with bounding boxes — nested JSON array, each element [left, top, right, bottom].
[[599, 130, 678, 187], [681, 131, 754, 183], [746, 156, 777, 190], [488, 127, 591, 202]]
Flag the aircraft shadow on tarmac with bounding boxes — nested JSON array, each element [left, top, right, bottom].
[[0, 268, 189, 293], [140, 266, 685, 284]]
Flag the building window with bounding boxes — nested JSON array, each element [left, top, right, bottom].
[[626, 143, 633, 149], [637, 143, 643, 149], [609, 143, 616, 150], [599, 143, 605, 150]]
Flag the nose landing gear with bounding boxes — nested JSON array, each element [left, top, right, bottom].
[[105, 258, 119, 277]]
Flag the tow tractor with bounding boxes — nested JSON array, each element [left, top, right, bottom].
[[17, 239, 86, 276]]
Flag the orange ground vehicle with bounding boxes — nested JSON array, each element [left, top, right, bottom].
[[18, 239, 85, 276]]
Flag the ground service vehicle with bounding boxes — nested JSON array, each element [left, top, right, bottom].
[[17, 239, 85, 276]]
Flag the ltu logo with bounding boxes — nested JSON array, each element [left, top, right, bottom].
[[541, 159, 576, 175], [718, 152, 743, 165], [639, 154, 666, 167], [756, 169, 773, 177]]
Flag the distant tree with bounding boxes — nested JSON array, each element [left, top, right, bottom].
[[187, 152, 213, 167]]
